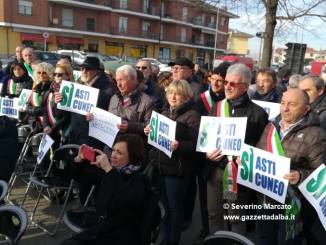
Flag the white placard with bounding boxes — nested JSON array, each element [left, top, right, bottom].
[[18, 89, 32, 110], [237, 143, 291, 204], [37, 134, 54, 164], [196, 116, 247, 156], [299, 164, 326, 231], [252, 100, 280, 120], [89, 107, 121, 148], [148, 111, 177, 158], [57, 80, 99, 115], [0, 97, 19, 119], [0, 83, 3, 93]]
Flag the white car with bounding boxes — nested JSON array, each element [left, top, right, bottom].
[[55, 50, 87, 65], [141, 58, 171, 73]]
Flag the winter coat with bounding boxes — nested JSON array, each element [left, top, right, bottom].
[[72, 169, 150, 245], [205, 93, 269, 179], [187, 75, 205, 101], [0, 74, 33, 98], [311, 92, 326, 131], [149, 100, 201, 176], [196, 89, 225, 116], [252, 87, 282, 103], [0, 116, 19, 182], [256, 112, 326, 204], [108, 89, 155, 137], [69, 73, 115, 148]]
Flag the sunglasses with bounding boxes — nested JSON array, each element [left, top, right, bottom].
[[80, 67, 90, 71], [224, 81, 247, 87], [54, 72, 67, 77], [37, 71, 47, 75], [136, 66, 148, 70]]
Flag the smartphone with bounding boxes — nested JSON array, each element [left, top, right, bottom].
[[81, 145, 97, 162]]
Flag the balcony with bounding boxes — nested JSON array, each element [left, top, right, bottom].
[[108, 27, 159, 40]]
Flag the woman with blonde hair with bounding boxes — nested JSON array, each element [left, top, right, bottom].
[[23, 62, 53, 131], [145, 79, 201, 245], [43, 64, 73, 147]]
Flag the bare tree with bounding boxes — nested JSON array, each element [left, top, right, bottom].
[[201, 0, 326, 68]]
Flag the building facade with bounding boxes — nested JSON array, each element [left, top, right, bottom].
[[227, 29, 253, 56], [0, 0, 237, 65]]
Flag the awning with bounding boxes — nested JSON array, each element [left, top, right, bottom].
[[56, 36, 84, 45], [21, 33, 52, 43]]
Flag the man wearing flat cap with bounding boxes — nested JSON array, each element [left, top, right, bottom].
[[169, 57, 205, 100]]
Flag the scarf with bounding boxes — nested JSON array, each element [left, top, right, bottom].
[[116, 164, 141, 175], [216, 98, 237, 201]]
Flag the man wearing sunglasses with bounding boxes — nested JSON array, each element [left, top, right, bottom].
[[206, 63, 269, 235], [136, 59, 165, 109], [169, 57, 205, 100]]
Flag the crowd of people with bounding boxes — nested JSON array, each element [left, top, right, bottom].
[[0, 45, 325, 245]]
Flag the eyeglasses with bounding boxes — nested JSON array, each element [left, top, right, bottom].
[[37, 71, 47, 75], [172, 66, 188, 71], [54, 72, 67, 77], [136, 66, 148, 70], [224, 81, 247, 87], [80, 67, 90, 71]]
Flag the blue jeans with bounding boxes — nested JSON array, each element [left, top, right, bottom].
[[162, 176, 189, 243]]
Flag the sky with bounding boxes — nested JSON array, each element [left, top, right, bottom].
[[227, 1, 326, 60]]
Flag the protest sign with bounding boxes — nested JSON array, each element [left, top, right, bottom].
[[0, 83, 3, 94], [252, 100, 280, 120], [237, 143, 290, 203], [89, 107, 121, 148], [299, 164, 326, 231], [57, 80, 99, 115], [0, 97, 19, 119], [148, 111, 176, 158], [18, 89, 32, 110], [37, 134, 54, 164], [196, 116, 247, 156]]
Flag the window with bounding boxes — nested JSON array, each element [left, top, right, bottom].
[[18, 0, 32, 16], [88, 40, 98, 52], [142, 22, 150, 32], [220, 16, 226, 27], [87, 18, 95, 31], [143, 0, 149, 13], [119, 17, 128, 33], [62, 9, 73, 27], [159, 47, 171, 62], [160, 24, 163, 40], [182, 7, 188, 21], [200, 33, 204, 45], [161, 2, 164, 16], [120, 0, 128, 9], [220, 35, 225, 44], [201, 14, 205, 24], [181, 28, 186, 42]]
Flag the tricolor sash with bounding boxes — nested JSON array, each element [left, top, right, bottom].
[[200, 90, 214, 113], [216, 99, 237, 200], [7, 79, 16, 95], [29, 91, 44, 125], [46, 93, 58, 126], [266, 123, 302, 240]]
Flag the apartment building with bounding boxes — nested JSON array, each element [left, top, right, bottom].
[[0, 0, 237, 64]]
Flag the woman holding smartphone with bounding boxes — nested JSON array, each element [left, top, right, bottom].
[[62, 134, 150, 245]]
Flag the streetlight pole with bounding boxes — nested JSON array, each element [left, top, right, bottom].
[[256, 32, 264, 68]]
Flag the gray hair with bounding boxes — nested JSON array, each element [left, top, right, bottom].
[[33, 62, 54, 82], [288, 74, 302, 88], [116, 65, 137, 81], [137, 59, 152, 71], [22, 47, 34, 55], [300, 75, 325, 91], [226, 63, 252, 84]]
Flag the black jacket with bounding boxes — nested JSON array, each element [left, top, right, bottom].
[[149, 100, 201, 176], [252, 88, 281, 103], [311, 92, 326, 131], [0, 116, 19, 182], [187, 75, 205, 101], [205, 93, 269, 178], [75, 169, 150, 245], [196, 89, 225, 116], [1, 74, 33, 98], [69, 73, 115, 148]]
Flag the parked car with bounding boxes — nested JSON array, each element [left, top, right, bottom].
[[141, 58, 171, 72], [34, 51, 61, 66], [54, 50, 86, 65]]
